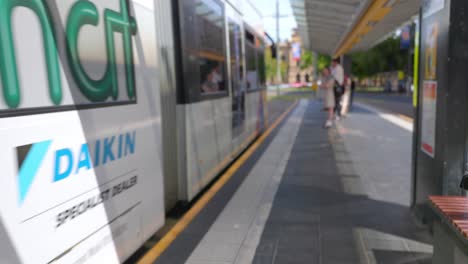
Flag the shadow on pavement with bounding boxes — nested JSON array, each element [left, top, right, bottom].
[[254, 100, 430, 264]]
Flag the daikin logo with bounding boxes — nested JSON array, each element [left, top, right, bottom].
[[0, 0, 137, 109], [17, 141, 53, 206], [16, 132, 136, 205]]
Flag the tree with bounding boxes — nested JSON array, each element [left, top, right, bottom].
[[265, 46, 288, 83], [299, 51, 331, 72], [300, 50, 313, 70], [317, 54, 331, 71], [265, 47, 275, 82], [350, 37, 409, 79]]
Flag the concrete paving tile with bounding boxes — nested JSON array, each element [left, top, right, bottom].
[[259, 157, 288, 167], [211, 222, 252, 234], [156, 234, 206, 264], [273, 250, 320, 264], [201, 229, 248, 245], [218, 206, 258, 219], [404, 239, 433, 253], [186, 261, 232, 264], [320, 246, 361, 264], [240, 206, 274, 245], [262, 222, 319, 237], [365, 238, 408, 252], [189, 242, 241, 263], [342, 177, 368, 196], [283, 165, 325, 175], [234, 245, 259, 264], [218, 202, 261, 220], [372, 250, 431, 264], [276, 234, 320, 250], [219, 200, 259, 215], [252, 254, 274, 264], [241, 225, 265, 247], [260, 184, 282, 204], [267, 210, 320, 223], [247, 166, 278, 180], [254, 239, 277, 256], [365, 251, 378, 264], [336, 162, 357, 175], [291, 144, 331, 151]]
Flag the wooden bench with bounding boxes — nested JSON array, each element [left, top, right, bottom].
[[429, 196, 468, 263]]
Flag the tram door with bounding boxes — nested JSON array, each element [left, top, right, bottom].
[[229, 19, 245, 137]]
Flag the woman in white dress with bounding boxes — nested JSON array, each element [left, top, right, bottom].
[[320, 67, 335, 128]]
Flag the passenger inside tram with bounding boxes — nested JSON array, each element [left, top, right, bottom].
[[201, 62, 225, 93], [201, 66, 219, 93]]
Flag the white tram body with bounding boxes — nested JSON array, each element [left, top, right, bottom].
[[170, 0, 267, 203], [0, 0, 266, 263]]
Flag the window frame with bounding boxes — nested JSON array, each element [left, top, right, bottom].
[[227, 17, 245, 98], [244, 24, 266, 94], [174, 0, 229, 104]]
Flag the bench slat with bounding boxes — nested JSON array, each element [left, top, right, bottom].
[[429, 196, 468, 238]]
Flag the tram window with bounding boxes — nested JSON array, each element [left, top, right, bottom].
[[196, 0, 226, 94], [245, 30, 258, 90], [229, 20, 243, 92], [229, 18, 245, 135], [256, 36, 266, 88], [257, 47, 266, 88]]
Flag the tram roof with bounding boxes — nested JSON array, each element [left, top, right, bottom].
[[291, 0, 421, 56]]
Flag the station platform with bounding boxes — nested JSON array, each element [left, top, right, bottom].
[[138, 97, 434, 264]]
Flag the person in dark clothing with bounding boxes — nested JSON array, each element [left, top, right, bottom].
[[331, 58, 344, 120], [349, 79, 356, 110], [333, 82, 343, 118]]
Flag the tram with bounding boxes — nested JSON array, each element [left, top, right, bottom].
[[0, 0, 267, 263]]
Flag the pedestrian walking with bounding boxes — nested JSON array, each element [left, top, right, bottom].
[[320, 67, 335, 128], [349, 78, 356, 110], [331, 58, 344, 120]]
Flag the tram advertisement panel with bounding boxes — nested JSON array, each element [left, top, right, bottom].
[[0, 1, 164, 263]]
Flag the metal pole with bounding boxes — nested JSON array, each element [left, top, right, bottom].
[[276, 0, 281, 96]]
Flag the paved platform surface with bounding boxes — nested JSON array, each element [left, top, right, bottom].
[[154, 99, 432, 264], [253, 101, 431, 264], [354, 92, 413, 118], [185, 101, 307, 264]]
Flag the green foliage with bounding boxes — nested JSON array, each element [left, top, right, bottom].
[[300, 50, 330, 72], [264, 47, 275, 82], [351, 37, 409, 79], [317, 54, 331, 71], [300, 50, 313, 70], [265, 47, 288, 83], [264, 46, 333, 82]]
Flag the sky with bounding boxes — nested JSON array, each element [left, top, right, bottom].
[[251, 0, 297, 42]]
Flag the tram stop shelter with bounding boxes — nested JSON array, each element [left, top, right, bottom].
[[290, 0, 420, 56], [291, 0, 468, 263]]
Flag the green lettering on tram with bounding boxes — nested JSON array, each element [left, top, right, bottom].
[[66, 0, 137, 102], [0, 0, 62, 108], [0, 0, 137, 109]]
